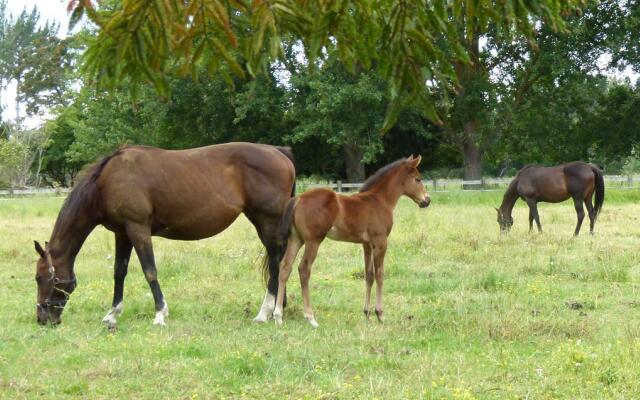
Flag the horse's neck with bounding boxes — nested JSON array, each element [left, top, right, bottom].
[[49, 212, 96, 274], [500, 179, 519, 215], [368, 173, 404, 210]]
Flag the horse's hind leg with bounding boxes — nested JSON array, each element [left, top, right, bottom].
[[248, 213, 285, 323], [274, 235, 303, 325], [584, 197, 595, 234], [372, 238, 388, 323], [102, 233, 133, 327], [573, 196, 585, 236], [298, 240, 321, 328], [363, 243, 374, 321], [126, 223, 168, 326]]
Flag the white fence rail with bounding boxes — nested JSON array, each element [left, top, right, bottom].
[[305, 175, 640, 193], [1, 175, 638, 197], [0, 188, 71, 197]]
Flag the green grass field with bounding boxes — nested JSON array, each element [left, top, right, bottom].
[[2, 190, 640, 399]]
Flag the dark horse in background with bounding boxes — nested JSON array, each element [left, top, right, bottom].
[[496, 162, 604, 236], [33, 143, 295, 326]]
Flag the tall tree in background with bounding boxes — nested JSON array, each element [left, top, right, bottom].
[[69, 0, 583, 177], [0, 3, 73, 124], [0, 1, 75, 187], [288, 56, 429, 182]]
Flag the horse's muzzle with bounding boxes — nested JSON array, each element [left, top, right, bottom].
[[419, 197, 431, 208]]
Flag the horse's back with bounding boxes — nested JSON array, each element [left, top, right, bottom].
[[517, 162, 595, 202], [96, 143, 295, 238]]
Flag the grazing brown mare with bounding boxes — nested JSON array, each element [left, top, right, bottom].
[[272, 155, 430, 327], [496, 162, 604, 236], [33, 143, 295, 326]]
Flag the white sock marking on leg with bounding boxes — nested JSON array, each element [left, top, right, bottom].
[[102, 301, 123, 325], [253, 291, 275, 323], [152, 301, 169, 326]]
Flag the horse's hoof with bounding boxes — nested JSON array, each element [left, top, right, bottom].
[[252, 315, 268, 324], [153, 303, 169, 326], [308, 319, 319, 329], [375, 309, 384, 323]]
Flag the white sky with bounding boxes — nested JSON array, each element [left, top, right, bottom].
[[1, 0, 72, 128]]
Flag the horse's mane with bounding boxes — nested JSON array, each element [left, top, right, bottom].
[[50, 148, 124, 241], [359, 158, 407, 193]]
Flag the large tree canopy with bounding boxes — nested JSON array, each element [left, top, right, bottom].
[[69, 0, 583, 128]]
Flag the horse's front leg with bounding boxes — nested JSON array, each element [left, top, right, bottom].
[[526, 199, 542, 233], [126, 223, 168, 326], [528, 208, 534, 233], [102, 233, 133, 327], [372, 238, 388, 323]]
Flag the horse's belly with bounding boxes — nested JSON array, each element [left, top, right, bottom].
[[153, 212, 240, 240], [326, 226, 367, 243]]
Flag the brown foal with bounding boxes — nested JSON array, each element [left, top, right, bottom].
[[273, 155, 430, 327]]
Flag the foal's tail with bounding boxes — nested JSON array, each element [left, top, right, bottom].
[[592, 165, 605, 219], [277, 197, 298, 246]]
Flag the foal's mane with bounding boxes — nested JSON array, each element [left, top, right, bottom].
[[50, 147, 123, 240], [359, 158, 407, 193]]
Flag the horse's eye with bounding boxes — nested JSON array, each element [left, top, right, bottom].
[[415, 178, 421, 182]]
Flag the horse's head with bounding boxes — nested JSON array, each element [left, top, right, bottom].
[[402, 155, 430, 208], [34, 241, 76, 325], [495, 207, 513, 233]]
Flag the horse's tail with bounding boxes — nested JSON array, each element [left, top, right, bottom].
[[260, 145, 297, 292], [259, 196, 298, 299], [592, 165, 605, 219], [275, 146, 297, 197]]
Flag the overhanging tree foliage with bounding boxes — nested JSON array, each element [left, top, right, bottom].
[[69, 0, 582, 128]]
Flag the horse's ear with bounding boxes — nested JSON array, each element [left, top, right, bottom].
[[494, 207, 500, 214], [34, 241, 45, 258], [408, 155, 422, 168]]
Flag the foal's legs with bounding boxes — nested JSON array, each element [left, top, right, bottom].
[[372, 239, 388, 323], [102, 233, 133, 327], [126, 223, 168, 326], [273, 236, 303, 325], [584, 196, 596, 234], [573, 196, 585, 236], [526, 199, 542, 233], [362, 243, 374, 321], [298, 240, 321, 328]]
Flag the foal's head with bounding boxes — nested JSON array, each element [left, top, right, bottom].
[[400, 155, 430, 208], [33, 241, 76, 325]]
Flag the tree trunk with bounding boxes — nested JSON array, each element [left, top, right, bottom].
[[343, 142, 365, 183], [462, 119, 482, 184]]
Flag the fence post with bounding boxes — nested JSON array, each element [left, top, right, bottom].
[[433, 178, 437, 191], [337, 180, 343, 193], [628, 175, 632, 188]]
